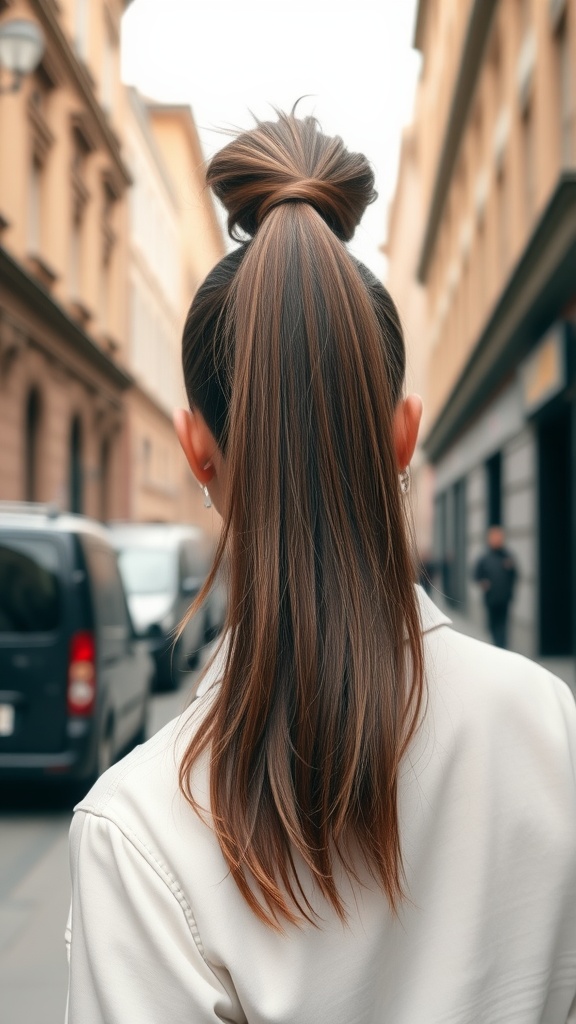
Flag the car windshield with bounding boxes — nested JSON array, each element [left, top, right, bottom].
[[117, 547, 176, 596]]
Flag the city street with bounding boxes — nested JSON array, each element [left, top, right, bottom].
[[0, 662, 206, 1024]]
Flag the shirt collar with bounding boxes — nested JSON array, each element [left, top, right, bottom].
[[415, 584, 452, 635]]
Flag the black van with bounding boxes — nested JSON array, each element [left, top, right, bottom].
[[0, 504, 153, 788]]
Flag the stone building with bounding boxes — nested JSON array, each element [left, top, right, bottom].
[[0, 1, 225, 530], [388, 0, 576, 658], [0, 0, 132, 519], [124, 89, 225, 527]]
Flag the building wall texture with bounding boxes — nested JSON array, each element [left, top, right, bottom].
[[0, 0, 225, 533], [387, 0, 576, 660], [0, 0, 132, 518]]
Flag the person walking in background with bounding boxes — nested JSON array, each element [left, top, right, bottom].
[[66, 114, 576, 1024], [474, 525, 518, 649]]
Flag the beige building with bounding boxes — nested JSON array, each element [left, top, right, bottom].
[[0, 0, 132, 518], [384, 123, 433, 560], [125, 90, 225, 528], [388, 0, 576, 657], [0, 1, 225, 530]]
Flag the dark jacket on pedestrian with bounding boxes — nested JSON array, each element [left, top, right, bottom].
[[474, 548, 518, 607]]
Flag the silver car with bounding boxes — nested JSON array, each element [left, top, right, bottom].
[[109, 523, 223, 691]]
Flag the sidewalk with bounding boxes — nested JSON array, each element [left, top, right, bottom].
[[433, 594, 576, 699]]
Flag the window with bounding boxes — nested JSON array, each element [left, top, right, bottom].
[[521, 102, 536, 219], [99, 255, 109, 332], [70, 416, 83, 514], [25, 389, 41, 502], [435, 480, 468, 609], [0, 538, 61, 633], [557, 18, 574, 165], [84, 543, 130, 632], [101, 29, 114, 115], [28, 158, 42, 253], [519, 0, 531, 36], [75, 0, 90, 60], [70, 214, 82, 300], [100, 438, 110, 522], [117, 547, 177, 597], [486, 451, 502, 527], [142, 437, 151, 482], [496, 165, 509, 273]]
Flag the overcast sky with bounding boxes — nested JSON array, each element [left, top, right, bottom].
[[121, 0, 421, 279]]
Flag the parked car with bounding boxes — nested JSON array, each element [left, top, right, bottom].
[[109, 523, 225, 691], [0, 503, 153, 791]]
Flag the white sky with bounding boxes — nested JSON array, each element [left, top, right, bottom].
[[121, 0, 421, 279]]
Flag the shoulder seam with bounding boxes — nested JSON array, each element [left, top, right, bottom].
[[75, 807, 208, 961]]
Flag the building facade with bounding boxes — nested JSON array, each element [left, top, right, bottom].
[[0, 1, 225, 530], [385, 123, 434, 562], [389, 0, 576, 658], [0, 0, 132, 518], [125, 90, 225, 528]]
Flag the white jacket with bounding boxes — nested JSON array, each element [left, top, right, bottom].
[[66, 589, 576, 1023]]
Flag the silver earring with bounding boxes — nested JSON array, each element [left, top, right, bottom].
[[399, 468, 410, 494], [200, 462, 212, 508], [198, 481, 212, 508]]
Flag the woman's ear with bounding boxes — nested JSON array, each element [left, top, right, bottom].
[[393, 394, 423, 472], [173, 408, 216, 485]]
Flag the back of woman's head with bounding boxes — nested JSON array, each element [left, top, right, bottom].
[[180, 112, 424, 927]]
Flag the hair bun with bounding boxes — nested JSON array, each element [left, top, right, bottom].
[[206, 113, 377, 243]]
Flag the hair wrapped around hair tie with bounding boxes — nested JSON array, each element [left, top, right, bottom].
[[257, 182, 321, 226]]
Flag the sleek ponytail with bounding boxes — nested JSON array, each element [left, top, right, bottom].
[[179, 113, 424, 927]]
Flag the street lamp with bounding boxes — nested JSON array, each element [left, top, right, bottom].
[[0, 19, 45, 95]]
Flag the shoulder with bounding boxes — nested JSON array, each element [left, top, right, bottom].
[[424, 624, 576, 760], [72, 687, 218, 863]]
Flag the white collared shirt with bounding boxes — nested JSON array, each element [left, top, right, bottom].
[[66, 589, 576, 1023]]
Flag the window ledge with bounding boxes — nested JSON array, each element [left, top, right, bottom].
[[26, 254, 58, 290]]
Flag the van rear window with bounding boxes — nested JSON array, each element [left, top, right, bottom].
[[0, 538, 61, 632]]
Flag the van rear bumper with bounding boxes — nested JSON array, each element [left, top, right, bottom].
[[0, 734, 96, 780]]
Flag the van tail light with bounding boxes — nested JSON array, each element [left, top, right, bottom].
[[67, 631, 96, 716]]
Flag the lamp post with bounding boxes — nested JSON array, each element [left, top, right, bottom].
[[0, 18, 45, 94]]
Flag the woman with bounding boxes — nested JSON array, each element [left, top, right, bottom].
[[66, 114, 576, 1023]]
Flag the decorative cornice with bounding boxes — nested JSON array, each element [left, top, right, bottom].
[[0, 245, 132, 390], [30, 0, 132, 189], [417, 0, 498, 283], [71, 110, 98, 153], [424, 174, 576, 461], [27, 94, 55, 164]]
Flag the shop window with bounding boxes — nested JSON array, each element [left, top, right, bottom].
[[435, 479, 468, 609], [486, 451, 502, 527]]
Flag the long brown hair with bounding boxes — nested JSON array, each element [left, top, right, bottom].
[[179, 113, 424, 927]]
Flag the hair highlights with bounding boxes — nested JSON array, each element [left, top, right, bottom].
[[179, 113, 424, 927]]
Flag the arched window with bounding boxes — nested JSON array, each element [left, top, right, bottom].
[[100, 437, 110, 522], [70, 416, 83, 514], [25, 388, 42, 502]]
